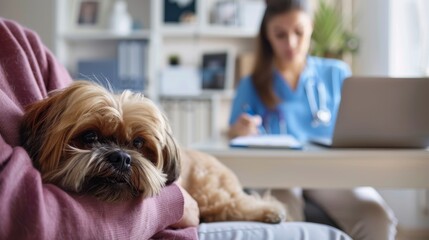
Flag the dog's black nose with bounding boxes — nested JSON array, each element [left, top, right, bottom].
[[108, 151, 131, 171]]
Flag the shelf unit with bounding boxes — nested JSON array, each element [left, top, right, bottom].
[[61, 30, 151, 41], [54, 0, 263, 146]]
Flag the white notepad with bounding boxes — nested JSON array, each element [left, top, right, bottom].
[[229, 134, 302, 149]]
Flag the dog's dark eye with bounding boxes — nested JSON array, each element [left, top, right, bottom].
[[133, 137, 145, 149], [81, 131, 98, 144]]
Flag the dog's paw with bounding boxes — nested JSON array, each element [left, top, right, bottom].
[[259, 193, 288, 223], [263, 207, 287, 223]]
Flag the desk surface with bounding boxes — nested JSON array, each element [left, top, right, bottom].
[[191, 140, 429, 189]]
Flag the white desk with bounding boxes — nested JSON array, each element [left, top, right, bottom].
[[192, 140, 429, 189]]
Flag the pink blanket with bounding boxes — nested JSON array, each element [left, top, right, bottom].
[[0, 18, 197, 239]]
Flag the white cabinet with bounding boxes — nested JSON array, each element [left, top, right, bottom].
[[160, 93, 233, 146], [54, 0, 264, 146], [161, 96, 213, 147]]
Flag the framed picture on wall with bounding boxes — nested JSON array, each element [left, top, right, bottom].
[[201, 50, 235, 92], [71, 0, 109, 31], [163, 0, 196, 24], [210, 0, 240, 26]]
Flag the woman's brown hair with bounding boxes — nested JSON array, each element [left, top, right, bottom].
[[252, 0, 312, 108]]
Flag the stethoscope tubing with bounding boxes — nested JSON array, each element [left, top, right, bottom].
[[305, 78, 332, 127], [261, 77, 331, 134]]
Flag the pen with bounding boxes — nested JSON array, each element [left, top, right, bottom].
[[242, 104, 267, 135]]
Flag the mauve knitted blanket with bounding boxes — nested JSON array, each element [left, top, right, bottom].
[[0, 18, 197, 240]]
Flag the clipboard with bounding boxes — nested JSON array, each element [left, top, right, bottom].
[[229, 134, 303, 149]]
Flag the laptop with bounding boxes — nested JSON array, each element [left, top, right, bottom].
[[311, 77, 429, 148]]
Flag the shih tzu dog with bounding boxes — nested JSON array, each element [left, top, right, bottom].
[[21, 81, 286, 223]]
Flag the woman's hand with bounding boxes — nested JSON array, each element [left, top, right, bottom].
[[170, 185, 200, 229], [228, 113, 263, 139]]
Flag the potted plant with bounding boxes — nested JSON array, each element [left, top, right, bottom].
[[168, 54, 181, 66], [311, 0, 359, 59]]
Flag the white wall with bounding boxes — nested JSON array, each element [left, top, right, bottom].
[[353, 0, 429, 77], [0, 0, 56, 51], [379, 189, 429, 229], [389, 0, 425, 76], [353, 0, 391, 75]]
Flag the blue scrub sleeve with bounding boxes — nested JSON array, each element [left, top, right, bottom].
[[337, 61, 352, 83], [229, 76, 255, 125]]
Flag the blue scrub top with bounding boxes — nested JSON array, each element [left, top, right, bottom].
[[229, 56, 351, 142]]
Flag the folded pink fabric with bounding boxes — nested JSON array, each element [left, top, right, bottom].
[[0, 18, 197, 239]]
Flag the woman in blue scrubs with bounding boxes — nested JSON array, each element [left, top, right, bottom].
[[228, 0, 398, 239]]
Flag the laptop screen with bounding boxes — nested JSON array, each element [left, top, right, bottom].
[[329, 77, 429, 148]]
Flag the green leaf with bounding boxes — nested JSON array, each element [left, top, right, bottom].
[[310, 0, 359, 58]]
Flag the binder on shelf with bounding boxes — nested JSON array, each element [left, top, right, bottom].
[[117, 40, 146, 91], [77, 40, 147, 92], [77, 59, 119, 90]]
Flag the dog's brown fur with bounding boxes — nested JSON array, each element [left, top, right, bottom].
[[180, 150, 285, 222], [20, 81, 286, 223]]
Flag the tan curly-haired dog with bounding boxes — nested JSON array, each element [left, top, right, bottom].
[[21, 81, 286, 223]]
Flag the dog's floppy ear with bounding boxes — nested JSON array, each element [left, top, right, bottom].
[[162, 130, 181, 185], [20, 90, 67, 173]]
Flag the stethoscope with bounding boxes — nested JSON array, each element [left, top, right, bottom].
[[304, 78, 332, 127], [259, 77, 332, 134]]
